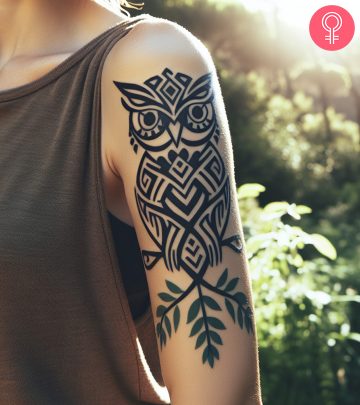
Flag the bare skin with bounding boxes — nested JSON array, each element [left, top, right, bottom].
[[0, 0, 134, 226]]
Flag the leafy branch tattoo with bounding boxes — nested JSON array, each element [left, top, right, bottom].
[[113, 68, 253, 368]]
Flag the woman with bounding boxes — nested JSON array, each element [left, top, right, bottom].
[[0, 1, 262, 404]]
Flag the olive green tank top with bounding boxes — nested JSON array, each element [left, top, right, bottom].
[[0, 13, 170, 405]]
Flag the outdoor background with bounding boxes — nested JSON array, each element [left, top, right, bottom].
[[131, 1, 360, 404]]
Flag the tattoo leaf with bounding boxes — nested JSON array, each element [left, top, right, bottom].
[[160, 329, 167, 348], [195, 331, 207, 349], [189, 317, 204, 337], [207, 317, 226, 330], [245, 307, 253, 334], [173, 306, 180, 332], [158, 292, 176, 302], [225, 298, 236, 322], [187, 298, 201, 323], [163, 330, 167, 346], [156, 305, 167, 317], [156, 322, 161, 337], [225, 277, 240, 292], [237, 306, 244, 329], [203, 295, 221, 311], [165, 315, 172, 337], [210, 344, 220, 360], [234, 292, 248, 305], [202, 346, 209, 364], [203, 345, 216, 368], [209, 330, 223, 345], [216, 268, 228, 288], [166, 280, 184, 295]]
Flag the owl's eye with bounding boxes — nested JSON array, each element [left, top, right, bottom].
[[132, 109, 167, 139], [185, 103, 214, 133]]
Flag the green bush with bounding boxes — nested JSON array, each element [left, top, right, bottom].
[[238, 184, 360, 405]]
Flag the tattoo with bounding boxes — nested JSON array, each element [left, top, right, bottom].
[[113, 68, 253, 368]]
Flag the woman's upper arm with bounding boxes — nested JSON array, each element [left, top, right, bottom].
[[101, 17, 262, 405]]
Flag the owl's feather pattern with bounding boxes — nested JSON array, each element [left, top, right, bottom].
[[113, 68, 252, 368], [133, 137, 234, 273]]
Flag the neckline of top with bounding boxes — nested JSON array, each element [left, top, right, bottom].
[[0, 14, 149, 103]]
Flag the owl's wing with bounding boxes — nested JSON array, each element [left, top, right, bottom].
[[193, 176, 230, 267], [135, 190, 185, 272]]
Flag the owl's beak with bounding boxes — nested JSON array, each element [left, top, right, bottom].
[[167, 122, 183, 147]]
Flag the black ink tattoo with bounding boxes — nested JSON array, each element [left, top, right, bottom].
[[114, 68, 253, 368]]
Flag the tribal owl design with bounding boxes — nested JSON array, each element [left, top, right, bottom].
[[114, 68, 253, 368]]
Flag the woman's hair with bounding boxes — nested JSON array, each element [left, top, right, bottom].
[[93, 0, 144, 17]]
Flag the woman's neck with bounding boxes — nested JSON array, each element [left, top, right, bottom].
[[0, 0, 123, 69]]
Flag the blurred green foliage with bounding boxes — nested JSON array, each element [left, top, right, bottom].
[[239, 184, 359, 404], [131, 1, 360, 403]]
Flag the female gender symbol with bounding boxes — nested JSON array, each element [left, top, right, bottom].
[[310, 5, 355, 51], [322, 12, 342, 44]]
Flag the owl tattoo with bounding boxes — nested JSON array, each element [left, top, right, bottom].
[[114, 68, 253, 368]]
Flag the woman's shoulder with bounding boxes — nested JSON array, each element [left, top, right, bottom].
[[103, 13, 213, 80], [99, 12, 218, 188]]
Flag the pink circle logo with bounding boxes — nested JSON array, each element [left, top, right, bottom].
[[309, 5, 355, 51]]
